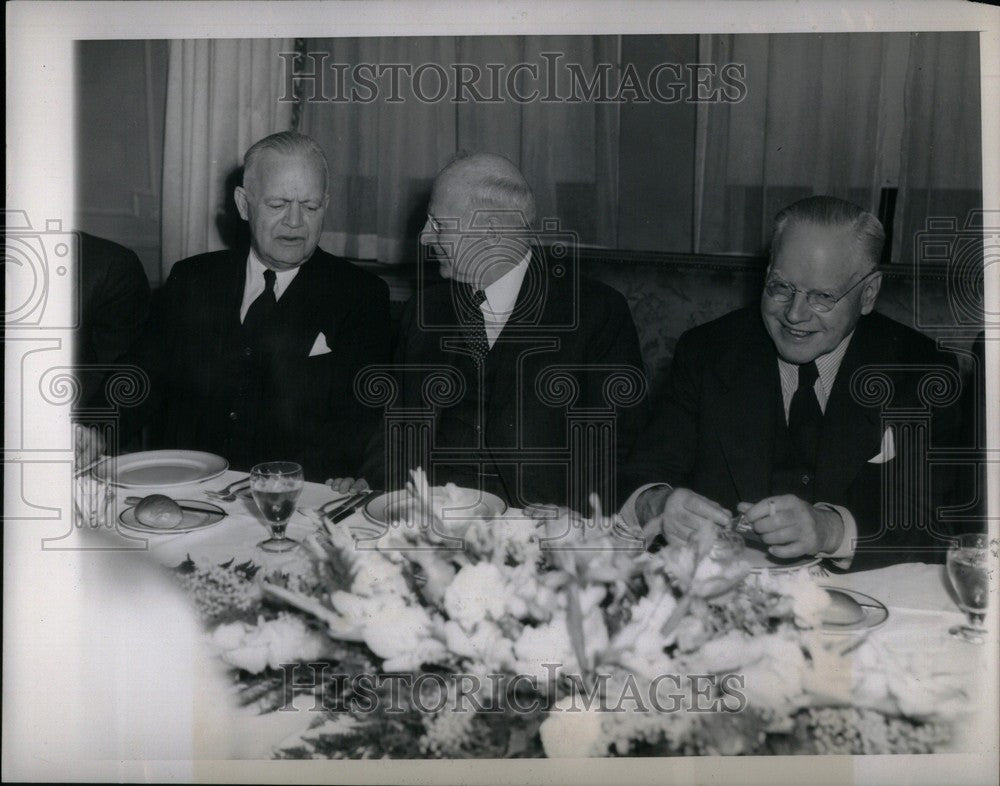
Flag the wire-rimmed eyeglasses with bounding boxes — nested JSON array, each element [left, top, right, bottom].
[[764, 270, 879, 313]]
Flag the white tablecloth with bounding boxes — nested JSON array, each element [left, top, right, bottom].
[[101, 470, 343, 573], [95, 470, 994, 756]]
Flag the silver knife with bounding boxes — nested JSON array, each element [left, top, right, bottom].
[[322, 490, 370, 521], [330, 490, 380, 523]]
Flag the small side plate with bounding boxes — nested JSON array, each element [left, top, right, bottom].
[[119, 499, 227, 534]]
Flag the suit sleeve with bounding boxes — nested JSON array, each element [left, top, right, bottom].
[[76, 244, 151, 411], [578, 292, 651, 509], [305, 274, 392, 480], [619, 328, 704, 502], [354, 295, 422, 488], [131, 261, 189, 448]]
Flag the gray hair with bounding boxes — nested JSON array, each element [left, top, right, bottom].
[[242, 131, 329, 194], [436, 151, 537, 227], [770, 195, 885, 272]]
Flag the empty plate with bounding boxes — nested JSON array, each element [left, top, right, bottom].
[[119, 499, 226, 534], [94, 450, 228, 488]]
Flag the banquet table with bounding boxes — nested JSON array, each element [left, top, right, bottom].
[[94, 469, 993, 757]]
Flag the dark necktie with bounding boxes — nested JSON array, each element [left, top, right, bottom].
[[462, 286, 489, 368], [243, 269, 277, 338], [788, 360, 823, 469]]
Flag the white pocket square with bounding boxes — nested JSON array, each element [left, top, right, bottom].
[[308, 332, 332, 357], [867, 427, 896, 464]]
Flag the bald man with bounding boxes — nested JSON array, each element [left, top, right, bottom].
[[342, 153, 648, 511], [143, 131, 391, 480]]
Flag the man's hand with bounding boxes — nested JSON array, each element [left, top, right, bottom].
[[74, 424, 105, 470], [326, 476, 370, 494], [640, 487, 731, 545], [739, 495, 844, 558]]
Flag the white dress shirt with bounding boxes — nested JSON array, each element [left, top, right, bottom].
[[622, 331, 859, 565], [479, 252, 532, 348], [239, 249, 301, 323]]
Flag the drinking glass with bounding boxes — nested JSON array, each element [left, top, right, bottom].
[[946, 533, 990, 644], [250, 461, 304, 553]]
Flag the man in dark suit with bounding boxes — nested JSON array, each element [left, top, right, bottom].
[[338, 152, 648, 510], [144, 131, 391, 481], [73, 232, 151, 464], [622, 196, 962, 570]]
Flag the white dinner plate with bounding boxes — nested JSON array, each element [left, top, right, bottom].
[[119, 499, 227, 534], [94, 450, 228, 488], [362, 488, 507, 527], [818, 586, 889, 633]]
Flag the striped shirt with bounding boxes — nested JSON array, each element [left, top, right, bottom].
[[777, 332, 854, 421]]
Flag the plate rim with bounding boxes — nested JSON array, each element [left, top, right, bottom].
[[745, 548, 822, 573], [363, 488, 507, 526], [817, 584, 890, 633], [94, 450, 229, 488], [118, 498, 227, 534]]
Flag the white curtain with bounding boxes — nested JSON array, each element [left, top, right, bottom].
[[693, 32, 982, 263], [160, 38, 293, 282], [894, 32, 982, 272], [694, 33, 901, 256], [300, 36, 621, 264]]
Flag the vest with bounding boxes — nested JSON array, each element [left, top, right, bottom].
[[222, 319, 274, 471], [769, 392, 817, 503]]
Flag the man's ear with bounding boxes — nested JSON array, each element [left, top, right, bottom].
[[486, 215, 501, 243], [860, 271, 882, 315], [234, 186, 249, 221]]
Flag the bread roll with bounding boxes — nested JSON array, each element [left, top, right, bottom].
[[134, 494, 184, 529]]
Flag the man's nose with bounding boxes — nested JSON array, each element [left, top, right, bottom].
[[785, 292, 813, 323], [283, 202, 304, 228], [420, 218, 437, 242]]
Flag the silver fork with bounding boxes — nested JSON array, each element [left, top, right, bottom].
[[204, 476, 250, 501]]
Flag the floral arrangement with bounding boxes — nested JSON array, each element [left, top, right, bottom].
[[178, 470, 966, 758]]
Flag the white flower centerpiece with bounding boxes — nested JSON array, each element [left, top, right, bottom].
[[204, 469, 966, 758]]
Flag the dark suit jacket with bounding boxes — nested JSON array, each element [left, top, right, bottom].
[[622, 307, 963, 570], [380, 256, 649, 511], [75, 233, 151, 411], [143, 247, 391, 481]]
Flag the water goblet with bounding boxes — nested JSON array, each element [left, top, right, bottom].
[[250, 461, 304, 553], [946, 533, 990, 644]]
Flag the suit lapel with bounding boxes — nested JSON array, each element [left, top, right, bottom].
[[716, 324, 781, 504], [268, 251, 335, 354], [814, 323, 882, 501], [211, 249, 249, 347]]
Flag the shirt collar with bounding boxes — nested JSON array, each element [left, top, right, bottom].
[[481, 250, 531, 318], [247, 248, 301, 297], [777, 330, 855, 396]]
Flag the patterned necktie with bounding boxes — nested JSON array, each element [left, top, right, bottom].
[[462, 286, 489, 368], [788, 360, 823, 468], [243, 269, 277, 337]]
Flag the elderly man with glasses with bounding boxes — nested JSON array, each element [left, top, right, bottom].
[[621, 195, 963, 570]]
